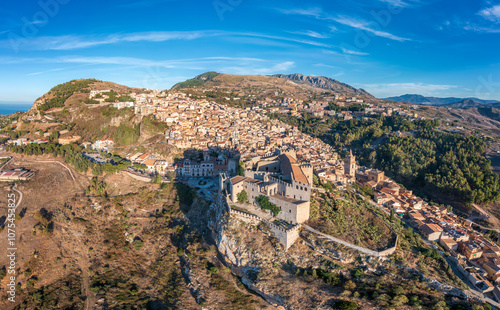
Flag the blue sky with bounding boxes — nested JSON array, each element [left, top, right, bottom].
[[1, 0, 500, 102]]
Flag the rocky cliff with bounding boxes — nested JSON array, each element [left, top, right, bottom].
[[272, 73, 373, 98]]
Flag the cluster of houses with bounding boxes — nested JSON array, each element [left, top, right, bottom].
[[174, 149, 238, 178], [126, 152, 171, 175], [339, 150, 500, 301]]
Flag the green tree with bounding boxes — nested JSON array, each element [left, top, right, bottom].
[[352, 269, 364, 279], [237, 161, 245, 176], [332, 300, 358, 310], [133, 239, 144, 251], [209, 267, 218, 274], [391, 295, 409, 307], [237, 190, 248, 203], [0, 266, 6, 281], [152, 174, 162, 184], [167, 171, 177, 182], [393, 285, 405, 295]]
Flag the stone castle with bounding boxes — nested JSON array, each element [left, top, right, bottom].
[[219, 150, 313, 249]]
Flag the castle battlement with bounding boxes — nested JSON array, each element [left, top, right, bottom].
[[268, 221, 300, 233], [268, 176, 293, 188]]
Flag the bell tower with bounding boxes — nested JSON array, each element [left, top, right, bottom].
[[345, 150, 356, 177]]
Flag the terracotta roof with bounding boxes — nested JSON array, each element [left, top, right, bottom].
[[420, 223, 443, 235], [143, 159, 156, 166], [230, 176, 247, 185], [278, 154, 309, 185]]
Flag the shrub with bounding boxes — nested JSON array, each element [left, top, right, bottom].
[[133, 239, 144, 251], [237, 190, 248, 203], [352, 269, 364, 279], [0, 266, 6, 281], [209, 267, 218, 274], [256, 195, 280, 216], [332, 300, 358, 310]]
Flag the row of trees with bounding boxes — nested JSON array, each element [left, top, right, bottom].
[[6, 142, 131, 176], [364, 130, 500, 204]]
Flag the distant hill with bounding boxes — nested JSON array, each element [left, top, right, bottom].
[[171, 71, 220, 89], [385, 94, 500, 107], [172, 72, 374, 98], [272, 73, 374, 98], [30, 79, 142, 112], [443, 99, 489, 109]]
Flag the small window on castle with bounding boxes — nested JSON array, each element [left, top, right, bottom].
[[289, 210, 291, 213]]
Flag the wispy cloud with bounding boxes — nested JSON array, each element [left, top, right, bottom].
[[333, 16, 411, 41], [341, 47, 369, 56], [238, 32, 332, 48], [460, 5, 500, 33], [0, 30, 332, 51], [278, 7, 324, 19], [314, 63, 340, 69], [358, 82, 458, 97], [463, 24, 500, 33], [479, 5, 500, 23], [18, 55, 292, 77], [278, 7, 411, 42], [55, 56, 268, 68], [219, 61, 295, 75], [27, 67, 73, 76], [289, 30, 330, 39], [0, 31, 210, 51], [379, 0, 409, 8]]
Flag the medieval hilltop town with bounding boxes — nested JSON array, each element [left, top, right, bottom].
[[2, 83, 500, 306]]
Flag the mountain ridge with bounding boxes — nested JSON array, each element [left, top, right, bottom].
[[171, 72, 374, 98], [385, 94, 500, 107], [271, 73, 374, 98]]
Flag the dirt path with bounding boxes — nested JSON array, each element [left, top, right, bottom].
[[13, 159, 84, 190], [0, 173, 24, 228]]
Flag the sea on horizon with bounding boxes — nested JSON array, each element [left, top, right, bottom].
[[0, 101, 33, 115]]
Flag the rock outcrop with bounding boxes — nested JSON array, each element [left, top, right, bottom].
[[272, 73, 373, 98]]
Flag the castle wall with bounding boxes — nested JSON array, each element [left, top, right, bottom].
[[269, 175, 311, 201], [230, 208, 262, 225], [245, 181, 263, 204], [269, 222, 300, 250], [256, 160, 280, 173], [300, 164, 314, 185], [229, 181, 244, 203], [268, 195, 310, 224]]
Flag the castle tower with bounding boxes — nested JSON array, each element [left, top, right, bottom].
[[300, 164, 313, 185], [345, 150, 356, 177]]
